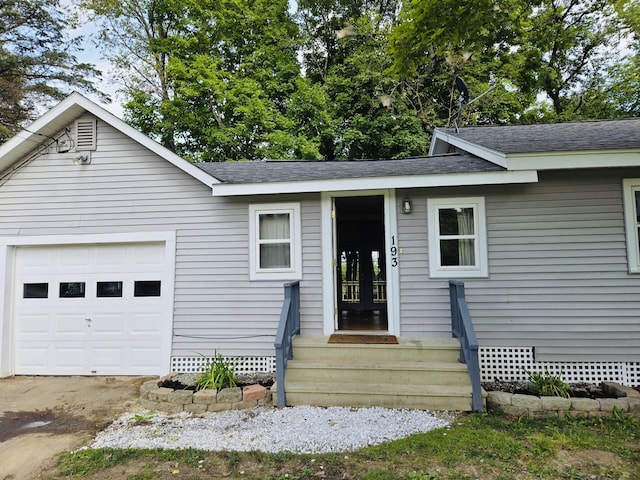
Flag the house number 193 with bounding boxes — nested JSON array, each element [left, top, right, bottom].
[[390, 235, 398, 267]]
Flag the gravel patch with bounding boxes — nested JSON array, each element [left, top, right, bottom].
[[91, 406, 451, 454]]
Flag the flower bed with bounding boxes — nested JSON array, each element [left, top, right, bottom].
[[139, 373, 273, 414], [485, 381, 640, 418]]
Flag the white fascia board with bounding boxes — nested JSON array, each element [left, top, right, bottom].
[[211, 170, 539, 196], [71, 94, 219, 187], [506, 149, 640, 171], [430, 130, 508, 167], [0, 93, 219, 188]]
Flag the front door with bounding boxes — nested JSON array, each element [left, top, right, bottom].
[[335, 196, 387, 330]]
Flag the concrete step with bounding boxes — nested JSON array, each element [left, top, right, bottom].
[[283, 382, 474, 411], [284, 360, 471, 386], [275, 335, 481, 411], [291, 336, 461, 363]]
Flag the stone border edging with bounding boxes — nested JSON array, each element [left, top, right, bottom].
[[139, 373, 273, 414], [487, 381, 640, 418]]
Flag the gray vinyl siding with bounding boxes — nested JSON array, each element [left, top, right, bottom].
[[0, 114, 322, 358], [398, 170, 640, 362]]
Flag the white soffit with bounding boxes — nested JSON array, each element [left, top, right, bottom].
[[211, 170, 539, 196]]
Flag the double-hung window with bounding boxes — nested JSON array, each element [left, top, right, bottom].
[[249, 203, 302, 280], [427, 197, 488, 278], [623, 179, 640, 273]]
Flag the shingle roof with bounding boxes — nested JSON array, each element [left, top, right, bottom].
[[196, 153, 503, 184], [439, 118, 640, 154]]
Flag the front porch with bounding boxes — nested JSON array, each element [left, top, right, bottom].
[[274, 335, 481, 411], [274, 281, 485, 412]]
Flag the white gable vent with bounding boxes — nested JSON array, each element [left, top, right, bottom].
[[75, 118, 97, 151]]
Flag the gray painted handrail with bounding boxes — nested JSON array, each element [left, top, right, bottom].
[[449, 280, 483, 412], [274, 281, 300, 408]]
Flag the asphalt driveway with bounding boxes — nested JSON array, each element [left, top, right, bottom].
[[0, 376, 149, 479]]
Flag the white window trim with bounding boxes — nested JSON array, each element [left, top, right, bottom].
[[249, 203, 302, 281], [623, 179, 640, 273], [427, 197, 488, 278]]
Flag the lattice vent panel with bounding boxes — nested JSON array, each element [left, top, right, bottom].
[[171, 356, 276, 374], [479, 347, 640, 386], [626, 362, 640, 387], [479, 347, 534, 381]]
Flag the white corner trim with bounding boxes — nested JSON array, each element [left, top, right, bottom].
[[384, 190, 401, 336], [0, 243, 12, 376], [320, 193, 335, 335]]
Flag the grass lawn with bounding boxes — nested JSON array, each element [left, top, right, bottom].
[[49, 411, 639, 479]]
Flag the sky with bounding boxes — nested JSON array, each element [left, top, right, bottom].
[[71, 8, 125, 118]]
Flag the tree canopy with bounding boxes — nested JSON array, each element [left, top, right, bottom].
[[3, 0, 638, 158], [0, 0, 101, 142], [390, 0, 639, 125]]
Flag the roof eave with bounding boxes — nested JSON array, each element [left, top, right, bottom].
[[210, 169, 539, 196], [507, 149, 640, 170], [0, 92, 220, 188], [430, 129, 509, 168]]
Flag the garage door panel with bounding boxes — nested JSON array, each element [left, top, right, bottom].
[[13, 242, 171, 375], [91, 314, 126, 337], [130, 346, 164, 369], [15, 345, 48, 369], [16, 314, 51, 336], [91, 347, 124, 370], [56, 316, 88, 336], [93, 245, 128, 268], [59, 247, 91, 270], [133, 244, 166, 266], [18, 249, 52, 271], [55, 346, 87, 368], [129, 314, 163, 334]]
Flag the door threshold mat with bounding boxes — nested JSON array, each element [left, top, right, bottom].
[[328, 334, 399, 344]]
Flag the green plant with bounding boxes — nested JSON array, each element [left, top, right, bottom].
[[195, 352, 237, 391], [132, 412, 155, 424], [525, 369, 570, 398]]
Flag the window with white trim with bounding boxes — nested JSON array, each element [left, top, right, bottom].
[[427, 197, 488, 278], [249, 203, 302, 280], [622, 179, 640, 273]]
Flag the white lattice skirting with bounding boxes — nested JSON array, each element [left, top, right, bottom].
[[171, 356, 276, 375], [480, 347, 640, 387], [171, 349, 640, 387]]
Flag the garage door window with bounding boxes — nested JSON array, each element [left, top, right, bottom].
[[23, 283, 48, 298], [59, 282, 85, 298], [134, 280, 161, 297], [97, 281, 123, 297]]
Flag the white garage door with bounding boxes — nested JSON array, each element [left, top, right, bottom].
[[13, 243, 171, 375]]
